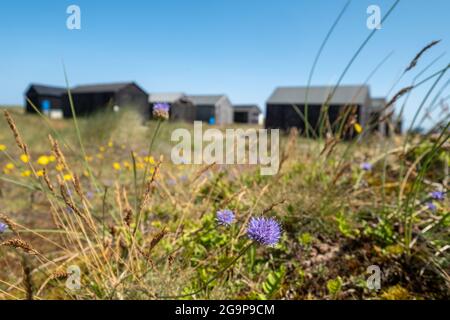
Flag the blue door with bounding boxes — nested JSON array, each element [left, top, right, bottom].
[[41, 100, 51, 112]]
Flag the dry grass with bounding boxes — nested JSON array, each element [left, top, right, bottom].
[[0, 107, 448, 300]]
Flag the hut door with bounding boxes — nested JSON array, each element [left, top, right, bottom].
[[41, 100, 51, 114]]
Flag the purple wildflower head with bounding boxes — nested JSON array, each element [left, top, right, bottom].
[[430, 191, 445, 201], [247, 217, 282, 246], [0, 222, 8, 234], [153, 103, 170, 120], [167, 179, 177, 186], [216, 209, 235, 226], [426, 202, 437, 212], [360, 162, 372, 171]]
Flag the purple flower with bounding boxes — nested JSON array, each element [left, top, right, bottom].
[[154, 102, 170, 113], [0, 222, 8, 233], [426, 202, 437, 212], [430, 191, 445, 201], [153, 103, 170, 120], [360, 162, 372, 171], [247, 217, 282, 246], [167, 179, 177, 186], [216, 209, 235, 226]]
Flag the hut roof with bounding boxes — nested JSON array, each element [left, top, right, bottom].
[[27, 84, 66, 96], [187, 95, 226, 105], [70, 82, 138, 94], [267, 85, 370, 105], [233, 104, 261, 113], [149, 92, 186, 103], [371, 97, 387, 111]]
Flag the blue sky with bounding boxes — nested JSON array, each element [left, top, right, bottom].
[[0, 0, 449, 128]]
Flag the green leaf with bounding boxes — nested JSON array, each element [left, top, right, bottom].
[[261, 266, 286, 299], [327, 276, 343, 297]]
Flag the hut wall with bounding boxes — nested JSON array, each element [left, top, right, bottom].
[[266, 103, 361, 138], [30, 95, 63, 113], [25, 91, 63, 114], [216, 97, 233, 125], [234, 111, 249, 123], [196, 105, 215, 123], [170, 101, 196, 122], [62, 92, 114, 117], [116, 86, 149, 118]]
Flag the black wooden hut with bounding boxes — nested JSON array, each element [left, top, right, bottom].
[[62, 82, 148, 118], [25, 84, 66, 114], [233, 105, 261, 124], [265, 85, 372, 138]]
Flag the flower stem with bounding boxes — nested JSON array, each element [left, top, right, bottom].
[[158, 242, 254, 299], [141, 119, 162, 191], [134, 120, 162, 235]]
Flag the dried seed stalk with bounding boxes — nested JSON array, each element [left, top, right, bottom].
[[3, 110, 28, 155], [1, 238, 39, 255], [42, 169, 55, 192], [405, 40, 441, 72], [49, 135, 69, 170]]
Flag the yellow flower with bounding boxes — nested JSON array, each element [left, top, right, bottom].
[[21, 170, 32, 177], [85, 155, 93, 162], [113, 162, 121, 171], [36, 170, 44, 177], [151, 220, 162, 228], [20, 154, 29, 163], [108, 141, 113, 148], [37, 155, 50, 166], [99, 146, 105, 152], [83, 170, 90, 177], [48, 155, 56, 162], [144, 156, 155, 164], [63, 173, 73, 181], [136, 162, 145, 170], [0, 144, 6, 151], [354, 123, 363, 134], [145, 168, 156, 181], [5, 163, 15, 170], [56, 164, 64, 171], [123, 161, 132, 170]]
